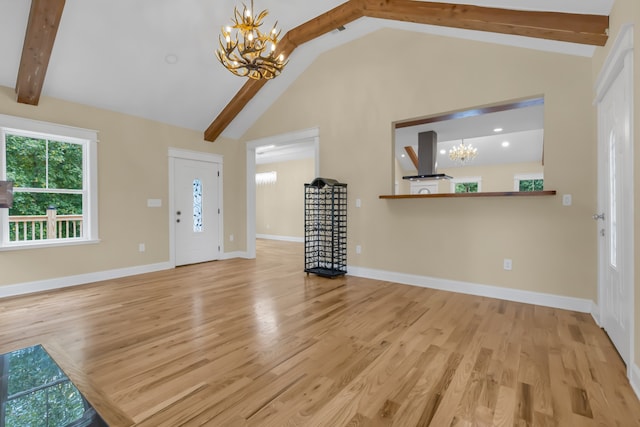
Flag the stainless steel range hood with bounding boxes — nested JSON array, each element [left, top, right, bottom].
[[402, 131, 452, 181]]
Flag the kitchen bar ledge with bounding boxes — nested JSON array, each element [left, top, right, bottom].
[[379, 190, 556, 199]]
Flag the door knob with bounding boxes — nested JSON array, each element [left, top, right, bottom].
[[176, 211, 181, 216], [177, 219, 181, 223], [592, 213, 605, 220]]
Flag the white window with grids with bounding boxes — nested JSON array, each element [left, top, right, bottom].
[[514, 173, 544, 192], [0, 114, 98, 249], [450, 176, 482, 193]]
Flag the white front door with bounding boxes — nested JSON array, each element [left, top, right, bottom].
[[174, 157, 220, 266], [596, 26, 634, 367]]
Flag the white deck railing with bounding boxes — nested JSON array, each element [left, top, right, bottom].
[[9, 211, 83, 242]]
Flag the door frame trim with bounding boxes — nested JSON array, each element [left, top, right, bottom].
[[595, 24, 634, 102], [594, 23, 634, 373], [245, 128, 320, 258], [168, 148, 224, 267]]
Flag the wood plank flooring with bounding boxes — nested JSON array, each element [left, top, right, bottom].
[[1, 239, 639, 426]]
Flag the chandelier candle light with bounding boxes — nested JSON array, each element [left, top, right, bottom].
[[449, 139, 478, 165], [216, 0, 287, 80]]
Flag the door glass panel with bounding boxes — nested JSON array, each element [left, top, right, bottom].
[[193, 179, 203, 233], [608, 131, 617, 268]]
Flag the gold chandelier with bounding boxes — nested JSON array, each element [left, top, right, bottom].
[[215, 0, 287, 80], [449, 139, 478, 165]]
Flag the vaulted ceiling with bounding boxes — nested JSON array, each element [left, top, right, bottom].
[[0, 1, 612, 141]]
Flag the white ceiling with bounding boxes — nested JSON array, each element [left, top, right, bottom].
[[0, 1, 613, 140]]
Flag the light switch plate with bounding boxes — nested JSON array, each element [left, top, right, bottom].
[[147, 199, 162, 208]]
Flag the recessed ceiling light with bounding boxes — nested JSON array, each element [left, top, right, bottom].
[[494, 128, 503, 132], [439, 149, 446, 155], [501, 141, 510, 147], [164, 54, 179, 65], [401, 154, 406, 158]]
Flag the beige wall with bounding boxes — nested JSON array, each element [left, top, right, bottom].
[[244, 29, 597, 300], [591, 0, 640, 368], [0, 85, 245, 287], [397, 161, 544, 193], [439, 162, 544, 193], [256, 158, 315, 238]]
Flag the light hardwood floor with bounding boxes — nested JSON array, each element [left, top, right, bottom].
[[1, 239, 639, 426]]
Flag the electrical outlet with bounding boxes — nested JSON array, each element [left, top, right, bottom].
[[356, 198, 361, 208], [503, 258, 512, 271], [356, 245, 362, 254], [562, 194, 572, 206], [229, 234, 234, 242], [139, 243, 146, 252]]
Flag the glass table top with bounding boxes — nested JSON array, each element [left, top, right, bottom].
[[0, 345, 108, 427]]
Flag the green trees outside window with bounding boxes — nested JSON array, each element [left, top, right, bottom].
[[6, 134, 84, 217], [519, 179, 544, 192], [4, 134, 85, 242], [454, 182, 479, 193]]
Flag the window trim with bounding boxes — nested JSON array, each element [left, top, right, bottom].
[[0, 114, 99, 250]]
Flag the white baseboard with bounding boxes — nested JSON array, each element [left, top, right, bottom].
[[1, 251, 255, 298], [3, 258, 596, 314], [0, 262, 172, 299], [256, 234, 304, 243], [347, 266, 595, 314], [591, 303, 602, 327], [631, 364, 640, 400], [221, 251, 251, 260]]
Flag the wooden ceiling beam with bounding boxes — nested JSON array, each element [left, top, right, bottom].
[[205, 0, 608, 142], [361, 0, 609, 46], [395, 97, 544, 129], [286, 0, 364, 46], [15, 0, 66, 105], [404, 146, 419, 170], [204, 79, 269, 143]]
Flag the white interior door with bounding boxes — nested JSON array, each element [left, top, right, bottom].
[[596, 28, 633, 367], [174, 157, 220, 266]]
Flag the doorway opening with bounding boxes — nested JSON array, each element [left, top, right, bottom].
[[246, 128, 320, 258]]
